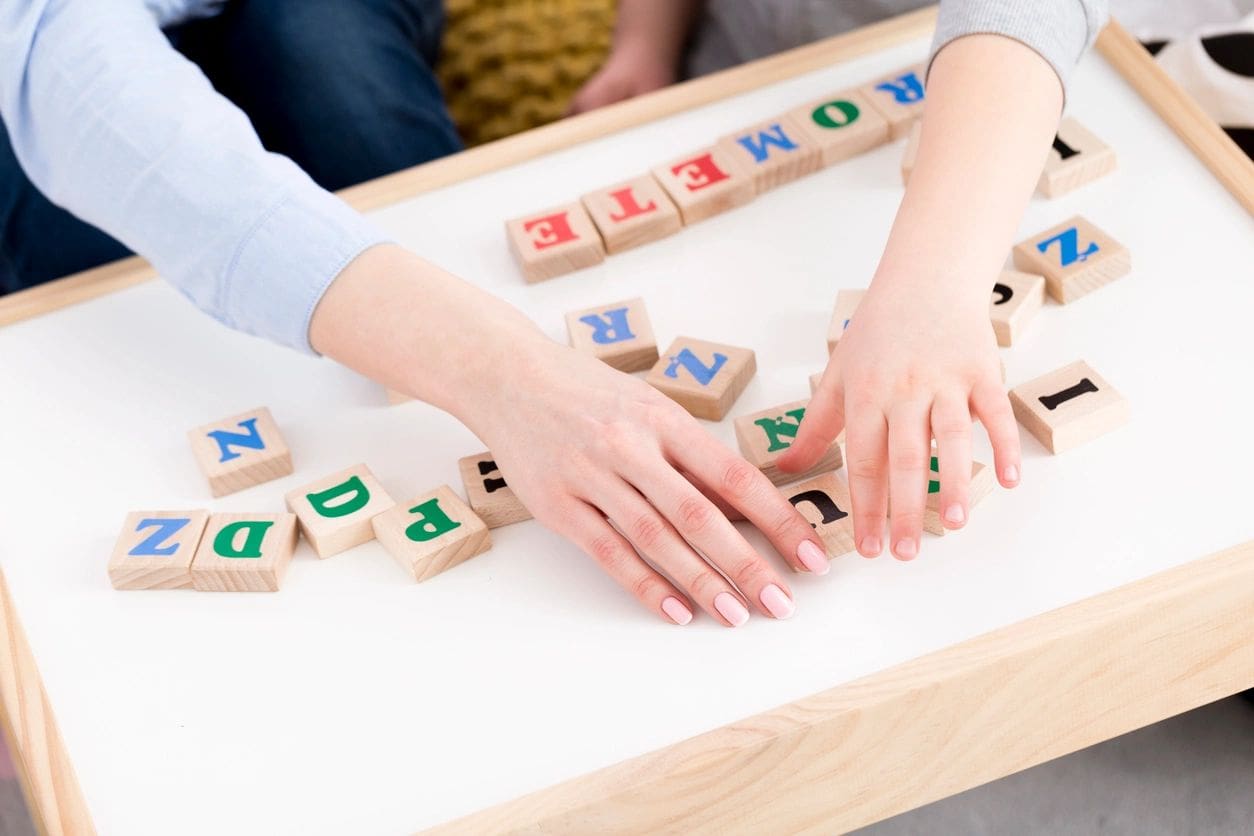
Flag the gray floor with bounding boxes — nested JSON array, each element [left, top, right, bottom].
[[0, 697, 1250, 834]]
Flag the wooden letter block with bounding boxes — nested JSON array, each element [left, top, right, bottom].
[[785, 472, 855, 558], [109, 510, 209, 590], [1013, 215, 1130, 304], [989, 270, 1046, 347], [923, 455, 995, 536], [565, 297, 659, 373], [1039, 117, 1116, 197], [285, 464, 396, 559], [1009, 360, 1130, 454], [652, 146, 755, 225], [734, 399, 842, 486], [191, 513, 298, 592], [900, 121, 922, 185], [646, 337, 756, 421], [827, 289, 865, 353], [859, 63, 926, 140], [188, 407, 294, 498], [458, 453, 532, 528], [371, 486, 491, 582], [580, 176, 681, 254], [716, 115, 823, 193], [788, 89, 890, 167], [505, 202, 605, 283]]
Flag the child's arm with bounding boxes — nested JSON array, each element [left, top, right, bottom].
[[780, 31, 1082, 560], [567, 0, 704, 114], [310, 244, 829, 625]]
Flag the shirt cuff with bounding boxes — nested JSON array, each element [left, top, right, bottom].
[[928, 0, 1108, 105], [221, 185, 391, 355]]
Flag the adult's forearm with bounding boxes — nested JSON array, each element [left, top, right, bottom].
[[309, 245, 552, 431]]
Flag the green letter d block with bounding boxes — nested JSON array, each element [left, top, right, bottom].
[[214, 520, 274, 558], [306, 475, 371, 519], [405, 498, 461, 543]]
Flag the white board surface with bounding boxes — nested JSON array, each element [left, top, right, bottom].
[[1, 35, 1252, 835]]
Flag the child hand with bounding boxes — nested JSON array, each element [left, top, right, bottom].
[[778, 280, 1021, 561], [458, 340, 830, 626]]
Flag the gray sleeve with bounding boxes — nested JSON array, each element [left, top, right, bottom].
[[929, 0, 1109, 100]]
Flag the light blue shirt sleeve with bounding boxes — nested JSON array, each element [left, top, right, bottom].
[[0, 0, 392, 354]]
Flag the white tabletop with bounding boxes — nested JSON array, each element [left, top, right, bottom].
[[1, 34, 1252, 835]]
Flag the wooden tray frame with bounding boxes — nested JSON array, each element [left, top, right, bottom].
[[1, 9, 1251, 834]]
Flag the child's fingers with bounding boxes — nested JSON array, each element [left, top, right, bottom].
[[620, 457, 798, 618], [593, 479, 754, 628], [971, 380, 1022, 488], [931, 392, 973, 531], [844, 401, 889, 558], [886, 400, 931, 561], [557, 498, 695, 625], [667, 427, 830, 578], [777, 367, 845, 473]]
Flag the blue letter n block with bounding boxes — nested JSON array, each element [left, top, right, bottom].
[[207, 417, 266, 463]]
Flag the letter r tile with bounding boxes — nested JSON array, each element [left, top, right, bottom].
[[858, 63, 927, 139], [564, 297, 659, 373]]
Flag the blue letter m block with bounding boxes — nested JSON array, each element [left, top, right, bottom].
[[735, 124, 799, 163], [207, 417, 265, 463]]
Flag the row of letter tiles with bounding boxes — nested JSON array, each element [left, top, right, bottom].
[[505, 63, 927, 283], [109, 511, 296, 592]]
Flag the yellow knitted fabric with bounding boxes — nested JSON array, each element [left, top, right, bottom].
[[438, 0, 617, 146]]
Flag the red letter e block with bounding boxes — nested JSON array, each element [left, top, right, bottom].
[[506, 202, 606, 283]]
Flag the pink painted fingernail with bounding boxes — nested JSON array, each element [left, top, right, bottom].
[[796, 540, 830, 575], [860, 535, 882, 557], [759, 584, 795, 620], [714, 592, 750, 627], [944, 504, 966, 525], [661, 596, 693, 626], [894, 538, 918, 561], [1004, 464, 1020, 484]]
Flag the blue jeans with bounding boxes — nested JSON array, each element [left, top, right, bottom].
[[0, 0, 461, 295]]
